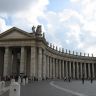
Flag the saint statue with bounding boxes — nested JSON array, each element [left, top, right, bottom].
[[36, 25, 42, 34], [32, 26, 36, 33]]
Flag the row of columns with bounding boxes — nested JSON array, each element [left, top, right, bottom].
[[1, 47, 96, 80], [46, 56, 95, 79], [3, 47, 26, 76], [1, 47, 47, 80]]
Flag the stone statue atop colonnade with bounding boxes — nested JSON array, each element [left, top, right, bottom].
[[32, 25, 42, 35]]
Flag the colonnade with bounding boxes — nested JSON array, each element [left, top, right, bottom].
[[46, 56, 95, 79], [0, 46, 96, 80], [0, 47, 47, 80]]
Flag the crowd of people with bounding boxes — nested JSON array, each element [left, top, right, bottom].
[[0, 75, 28, 82], [63, 75, 94, 84], [0, 74, 94, 84]]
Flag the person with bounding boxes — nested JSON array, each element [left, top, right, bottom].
[[91, 78, 93, 83], [91, 76, 93, 84], [64, 76, 67, 81], [82, 74, 84, 84], [82, 77, 84, 84], [68, 76, 71, 82]]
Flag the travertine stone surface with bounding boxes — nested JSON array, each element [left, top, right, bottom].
[[20, 47, 25, 74], [3, 47, 9, 76], [38, 47, 42, 80], [30, 46, 36, 78]]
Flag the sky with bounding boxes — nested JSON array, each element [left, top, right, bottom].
[[0, 0, 96, 56]]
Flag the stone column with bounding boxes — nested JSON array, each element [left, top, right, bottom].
[[50, 57, 53, 78], [46, 56, 49, 78], [24, 48, 27, 75], [20, 47, 25, 74], [56, 59, 58, 78], [42, 50, 46, 79], [30, 46, 36, 79], [69, 61, 71, 77], [38, 48, 43, 80], [88, 63, 91, 78], [66, 61, 68, 78], [84, 63, 87, 78], [62, 60, 64, 78], [3, 47, 9, 76], [73, 62, 75, 79], [92, 63, 95, 78], [49, 57, 50, 78], [38, 47, 42, 80], [59, 60, 61, 79], [80, 62, 82, 79], [77, 62, 79, 79], [53, 58, 55, 79]]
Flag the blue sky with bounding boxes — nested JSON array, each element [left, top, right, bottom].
[[0, 0, 96, 56], [47, 0, 71, 12]]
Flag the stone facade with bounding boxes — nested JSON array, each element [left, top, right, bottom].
[[0, 26, 96, 80]]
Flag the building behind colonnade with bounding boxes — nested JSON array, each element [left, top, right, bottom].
[[0, 25, 96, 80]]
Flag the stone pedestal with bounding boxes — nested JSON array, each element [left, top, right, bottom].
[[9, 82, 20, 96], [18, 77, 21, 84], [22, 78, 25, 85]]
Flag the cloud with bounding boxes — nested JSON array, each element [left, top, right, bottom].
[[43, 9, 83, 52], [0, 0, 49, 32], [0, 18, 11, 32], [0, 0, 36, 13], [1, 0, 96, 56], [70, 0, 80, 3]]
